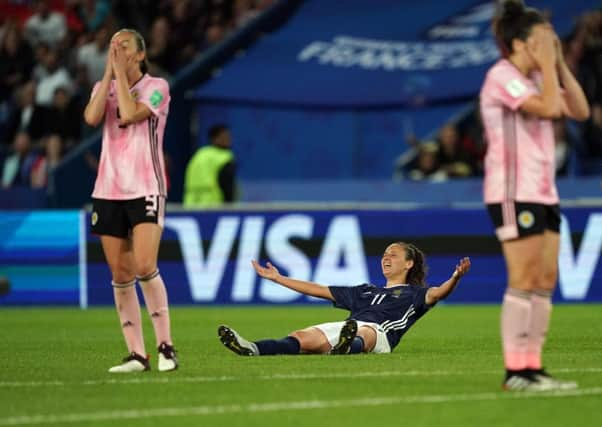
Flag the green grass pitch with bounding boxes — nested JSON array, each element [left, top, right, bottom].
[[1, 304, 601, 426]]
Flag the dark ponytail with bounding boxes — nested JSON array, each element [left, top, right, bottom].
[[493, 1, 547, 57], [395, 242, 428, 287]]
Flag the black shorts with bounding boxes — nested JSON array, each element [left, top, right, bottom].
[[91, 195, 165, 238], [486, 201, 560, 242]]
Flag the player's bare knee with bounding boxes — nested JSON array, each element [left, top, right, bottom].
[[111, 268, 135, 285], [358, 327, 377, 352], [509, 268, 541, 291], [542, 269, 558, 288], [289, 331, 309, 350], [135, 263, 158, 280], [290, 330, 328, 353]]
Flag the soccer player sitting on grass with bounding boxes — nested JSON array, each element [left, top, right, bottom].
[[218, 242, 470, 356]]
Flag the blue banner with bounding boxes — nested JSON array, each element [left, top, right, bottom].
[[2, 207, 600, 306], [82, 207, 602, 305], [0, 211, 83, 305], [195, 0, 594, 107]]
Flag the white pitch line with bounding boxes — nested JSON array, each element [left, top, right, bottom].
[[1, 387, 602, 426], [0, 381, 64, 388], [1, 367, 601, 388]]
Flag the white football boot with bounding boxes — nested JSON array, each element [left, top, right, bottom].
[[108, 352, 150, 373], [157, 342, 179, 372]]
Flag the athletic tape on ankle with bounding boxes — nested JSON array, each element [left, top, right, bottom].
[[111, 279, 136, 288], [137, 269, 160, 283]]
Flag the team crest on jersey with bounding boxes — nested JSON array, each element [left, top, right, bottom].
[[91, 212, 98, 226], [518, 210, 535, 229], [392, 289, 402, 296]]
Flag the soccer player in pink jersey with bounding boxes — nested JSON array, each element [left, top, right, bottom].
[[480, 2, 589, 391], [83, 29, 178, 373]]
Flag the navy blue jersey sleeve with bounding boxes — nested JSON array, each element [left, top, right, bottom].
[[328, 284, 368, 311], [413, 286, 435, 315]]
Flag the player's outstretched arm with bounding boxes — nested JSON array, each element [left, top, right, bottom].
[[251, 260, 335, 301], [425, 257, 471, 305]]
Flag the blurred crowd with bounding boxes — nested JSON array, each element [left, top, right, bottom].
[[397, 8, 602, 182], [0, 0, 274, 189], [1, 2, 600, 192]]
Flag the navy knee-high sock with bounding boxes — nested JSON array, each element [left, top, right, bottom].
[[255, 336, 301, 355], [349, 336, 365, 354]]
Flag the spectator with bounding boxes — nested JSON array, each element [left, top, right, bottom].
[[583, 104, 602, 158], [233, 0, 259, 28], [256, 0, 276, 11], [24, 0, 67, 48], [1, 131, 37, 188], [30, 87, 82, 146], [31, 42, 50, 82], [0, 21, 35, 103], [76, 24, 110, 86], [458, 107, 487, 175], [184, 124, 237, 206], [203, 23, 227, 49], [34, 47, 72, 107], [78, 0, 112, 33], [146, 17, 173, 77], [436, 124, 474, 178], [30, 133, 63, 188], [577, 11, 602, 106], [562, 10, 602, 175], [3, 81, 40, 144], [408, 142, 447, 182], [164, 0, 204, 72], [111, 0, 159, 34]]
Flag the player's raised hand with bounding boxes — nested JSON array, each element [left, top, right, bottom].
[[111, 41, 128, 75], [527, 25, 556, 69], [552, 32, 566, 67], [251, 260, 281, 281], [452, 257, 471, 279], [103, 44, 113, 80]]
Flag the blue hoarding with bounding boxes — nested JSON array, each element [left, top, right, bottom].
[[2, 207, 600, 306], [84, 207, 601, 305], [0, 211, 83, 305]]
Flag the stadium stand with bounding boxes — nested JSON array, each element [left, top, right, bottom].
[[0, 0, 600, 209]]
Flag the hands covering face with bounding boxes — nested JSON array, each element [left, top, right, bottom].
[[110, 40, 130, 75], [526, 24, 558, 68]]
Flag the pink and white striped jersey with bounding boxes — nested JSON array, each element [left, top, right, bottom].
[[480, 59, 558, 205], [91, 74, 170, 200]]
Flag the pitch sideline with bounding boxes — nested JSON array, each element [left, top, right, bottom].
[[1, 367, 601, 388]]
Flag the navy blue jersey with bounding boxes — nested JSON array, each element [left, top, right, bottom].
[[328, 283, 434, 350]]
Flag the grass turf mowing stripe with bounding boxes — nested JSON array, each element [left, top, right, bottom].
[[1, 367, 601, 388], [1, 387, 602, 426]]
